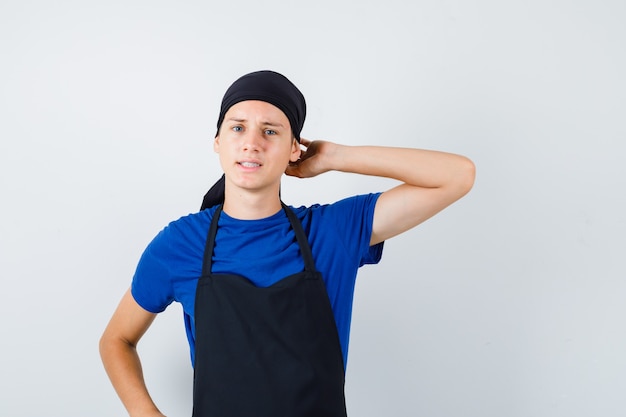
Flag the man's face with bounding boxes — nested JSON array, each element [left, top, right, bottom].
[[215, 100, 301, 195]]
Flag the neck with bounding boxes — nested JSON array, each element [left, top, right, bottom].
[[222, 182, 283, 220]]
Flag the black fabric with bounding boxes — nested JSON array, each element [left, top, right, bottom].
[[215, 70, 306, 141], [200, 174, 225, 211], [192, 204, 347, 417]]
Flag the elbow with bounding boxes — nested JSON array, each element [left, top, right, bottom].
[[99, 331, 112, 362], [99, 330, 135, 371], [455, 156, 476, 197], [99, 328, 125, 362]]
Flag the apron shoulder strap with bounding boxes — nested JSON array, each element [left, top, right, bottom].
[[201, 204, 222, 276], [281, 202, 317, 272]]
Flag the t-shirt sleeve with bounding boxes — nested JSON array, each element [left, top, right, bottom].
[[131, 212, 209, 313], [130, 228, 176, 313], [324, 193, 384, 267]]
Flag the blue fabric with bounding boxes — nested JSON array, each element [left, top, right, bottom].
[[131, 193, 383, 368]]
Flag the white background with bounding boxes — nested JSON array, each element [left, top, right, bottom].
[[1, 1, 625, 416]]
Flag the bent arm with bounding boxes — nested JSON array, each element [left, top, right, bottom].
[[99, 288, 166, 417], [286, 139, 475, 245]]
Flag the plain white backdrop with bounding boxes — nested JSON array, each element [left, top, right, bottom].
[[1, 1, 625, 416]]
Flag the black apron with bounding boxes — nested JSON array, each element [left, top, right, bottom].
[[192, 203, 348, 417]]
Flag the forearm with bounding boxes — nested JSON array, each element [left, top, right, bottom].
[[326, 143, 475, 191], [100, 334, 165, 417]]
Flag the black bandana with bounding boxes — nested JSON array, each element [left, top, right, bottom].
[[215, 70, 306, 141]]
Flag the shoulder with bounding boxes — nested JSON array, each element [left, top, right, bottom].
[[141, 209, 215, 263], [289, 193, 382, 220], [161, 208, 214, 240], [288, 193, 382, 251]]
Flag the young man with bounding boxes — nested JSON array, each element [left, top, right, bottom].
[[100, 70, 475, 417]]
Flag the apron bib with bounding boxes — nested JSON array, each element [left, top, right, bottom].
[[192, 204, 347, 417]]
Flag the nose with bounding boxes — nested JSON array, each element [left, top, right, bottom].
[[242, 130, 263, 151]]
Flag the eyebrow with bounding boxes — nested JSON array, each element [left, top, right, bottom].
[[225, 117, 285, 128]]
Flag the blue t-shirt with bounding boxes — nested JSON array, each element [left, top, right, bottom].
[[131, 193, 383, 367]]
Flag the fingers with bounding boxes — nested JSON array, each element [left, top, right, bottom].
[[284, 164, 302, 178]]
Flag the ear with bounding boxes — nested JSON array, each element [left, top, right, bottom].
[[214, 135, 220, 153], [289, 138, 301, 162]]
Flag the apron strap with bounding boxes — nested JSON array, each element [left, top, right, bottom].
[[201, 204, 223, 276], [281, 202, 317, 272], [201, 203, 317, 276]]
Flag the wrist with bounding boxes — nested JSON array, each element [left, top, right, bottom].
[[324, 142, 347, 172]]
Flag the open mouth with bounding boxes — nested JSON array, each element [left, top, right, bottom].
[[238, 161, 261, 168]]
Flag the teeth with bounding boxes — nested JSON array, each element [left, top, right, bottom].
[[240, 162, 260, 168]]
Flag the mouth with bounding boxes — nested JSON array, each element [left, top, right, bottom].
[[238, 161, 261, 168]]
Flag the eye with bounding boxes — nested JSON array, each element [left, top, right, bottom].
[[265, 129, 277, 135], [232, 125, 243, 132]]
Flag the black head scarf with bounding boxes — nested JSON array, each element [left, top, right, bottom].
[[201, 70, 306, 210], [215, 70, 306, 141]]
